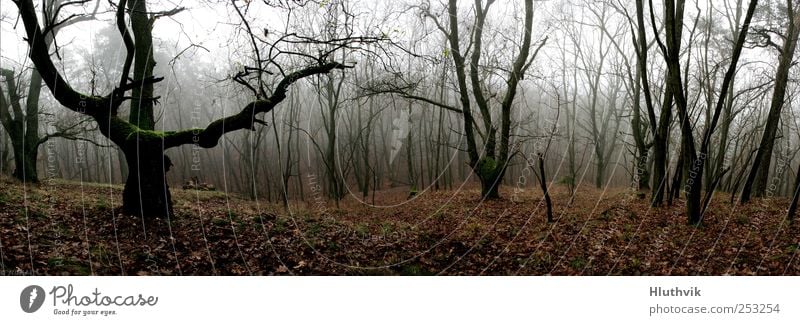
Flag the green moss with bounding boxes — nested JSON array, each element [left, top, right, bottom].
[[126, 129, 166, 142], [355, 223, 369, 238], [91, 244, 114, 263], [478, 157, 497, 175], [306, 222, 322, 237], [380, 222, 394, 236], [96, 198, 108, 210], [569, 256, 587, 269], [274, 217, 288, 233], [477, 157, 502, 179]]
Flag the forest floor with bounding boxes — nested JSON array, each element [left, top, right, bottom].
[[1, 175, 799, 275]]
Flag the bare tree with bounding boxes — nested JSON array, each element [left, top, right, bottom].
[[367, 0, 545, 198], [11, 0, 378, 218], [0, 0, 99, 183], [740, 0, 800, 202], [655, 0, 758, 224]]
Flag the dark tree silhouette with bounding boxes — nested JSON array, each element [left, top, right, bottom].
[[11, 0, 363, 219]]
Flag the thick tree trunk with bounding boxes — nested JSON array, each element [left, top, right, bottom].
[[652, 139, 668, 205], [0, 136, 10, 174], [10, 139, 39, 183], [117, 0, 176, 219], [669, 141, 685, 205], [477, 157, 502, 199], [631, 63, 650, 192], [479, 176, 500, 199], [652, 83, 673, 206], [122, 148, 173, 218], [595, 156, 606, 188]]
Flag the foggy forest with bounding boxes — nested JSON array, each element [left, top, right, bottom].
[[1, 0, 800, 275]]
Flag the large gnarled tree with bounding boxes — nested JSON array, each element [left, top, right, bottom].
[[12, 0, 361, 218]]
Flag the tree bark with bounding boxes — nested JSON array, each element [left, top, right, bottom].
[[537, 153, 554, 222], [121, 143, 173, 218], [127, 0, 157, 130]]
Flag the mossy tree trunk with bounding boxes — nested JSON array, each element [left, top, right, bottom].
[[120, 0, 172, 217], [436, 0, 538, 200], [477, 157, 502, 199]]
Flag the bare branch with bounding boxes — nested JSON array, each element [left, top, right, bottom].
[[163, 62, 351, 149]]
